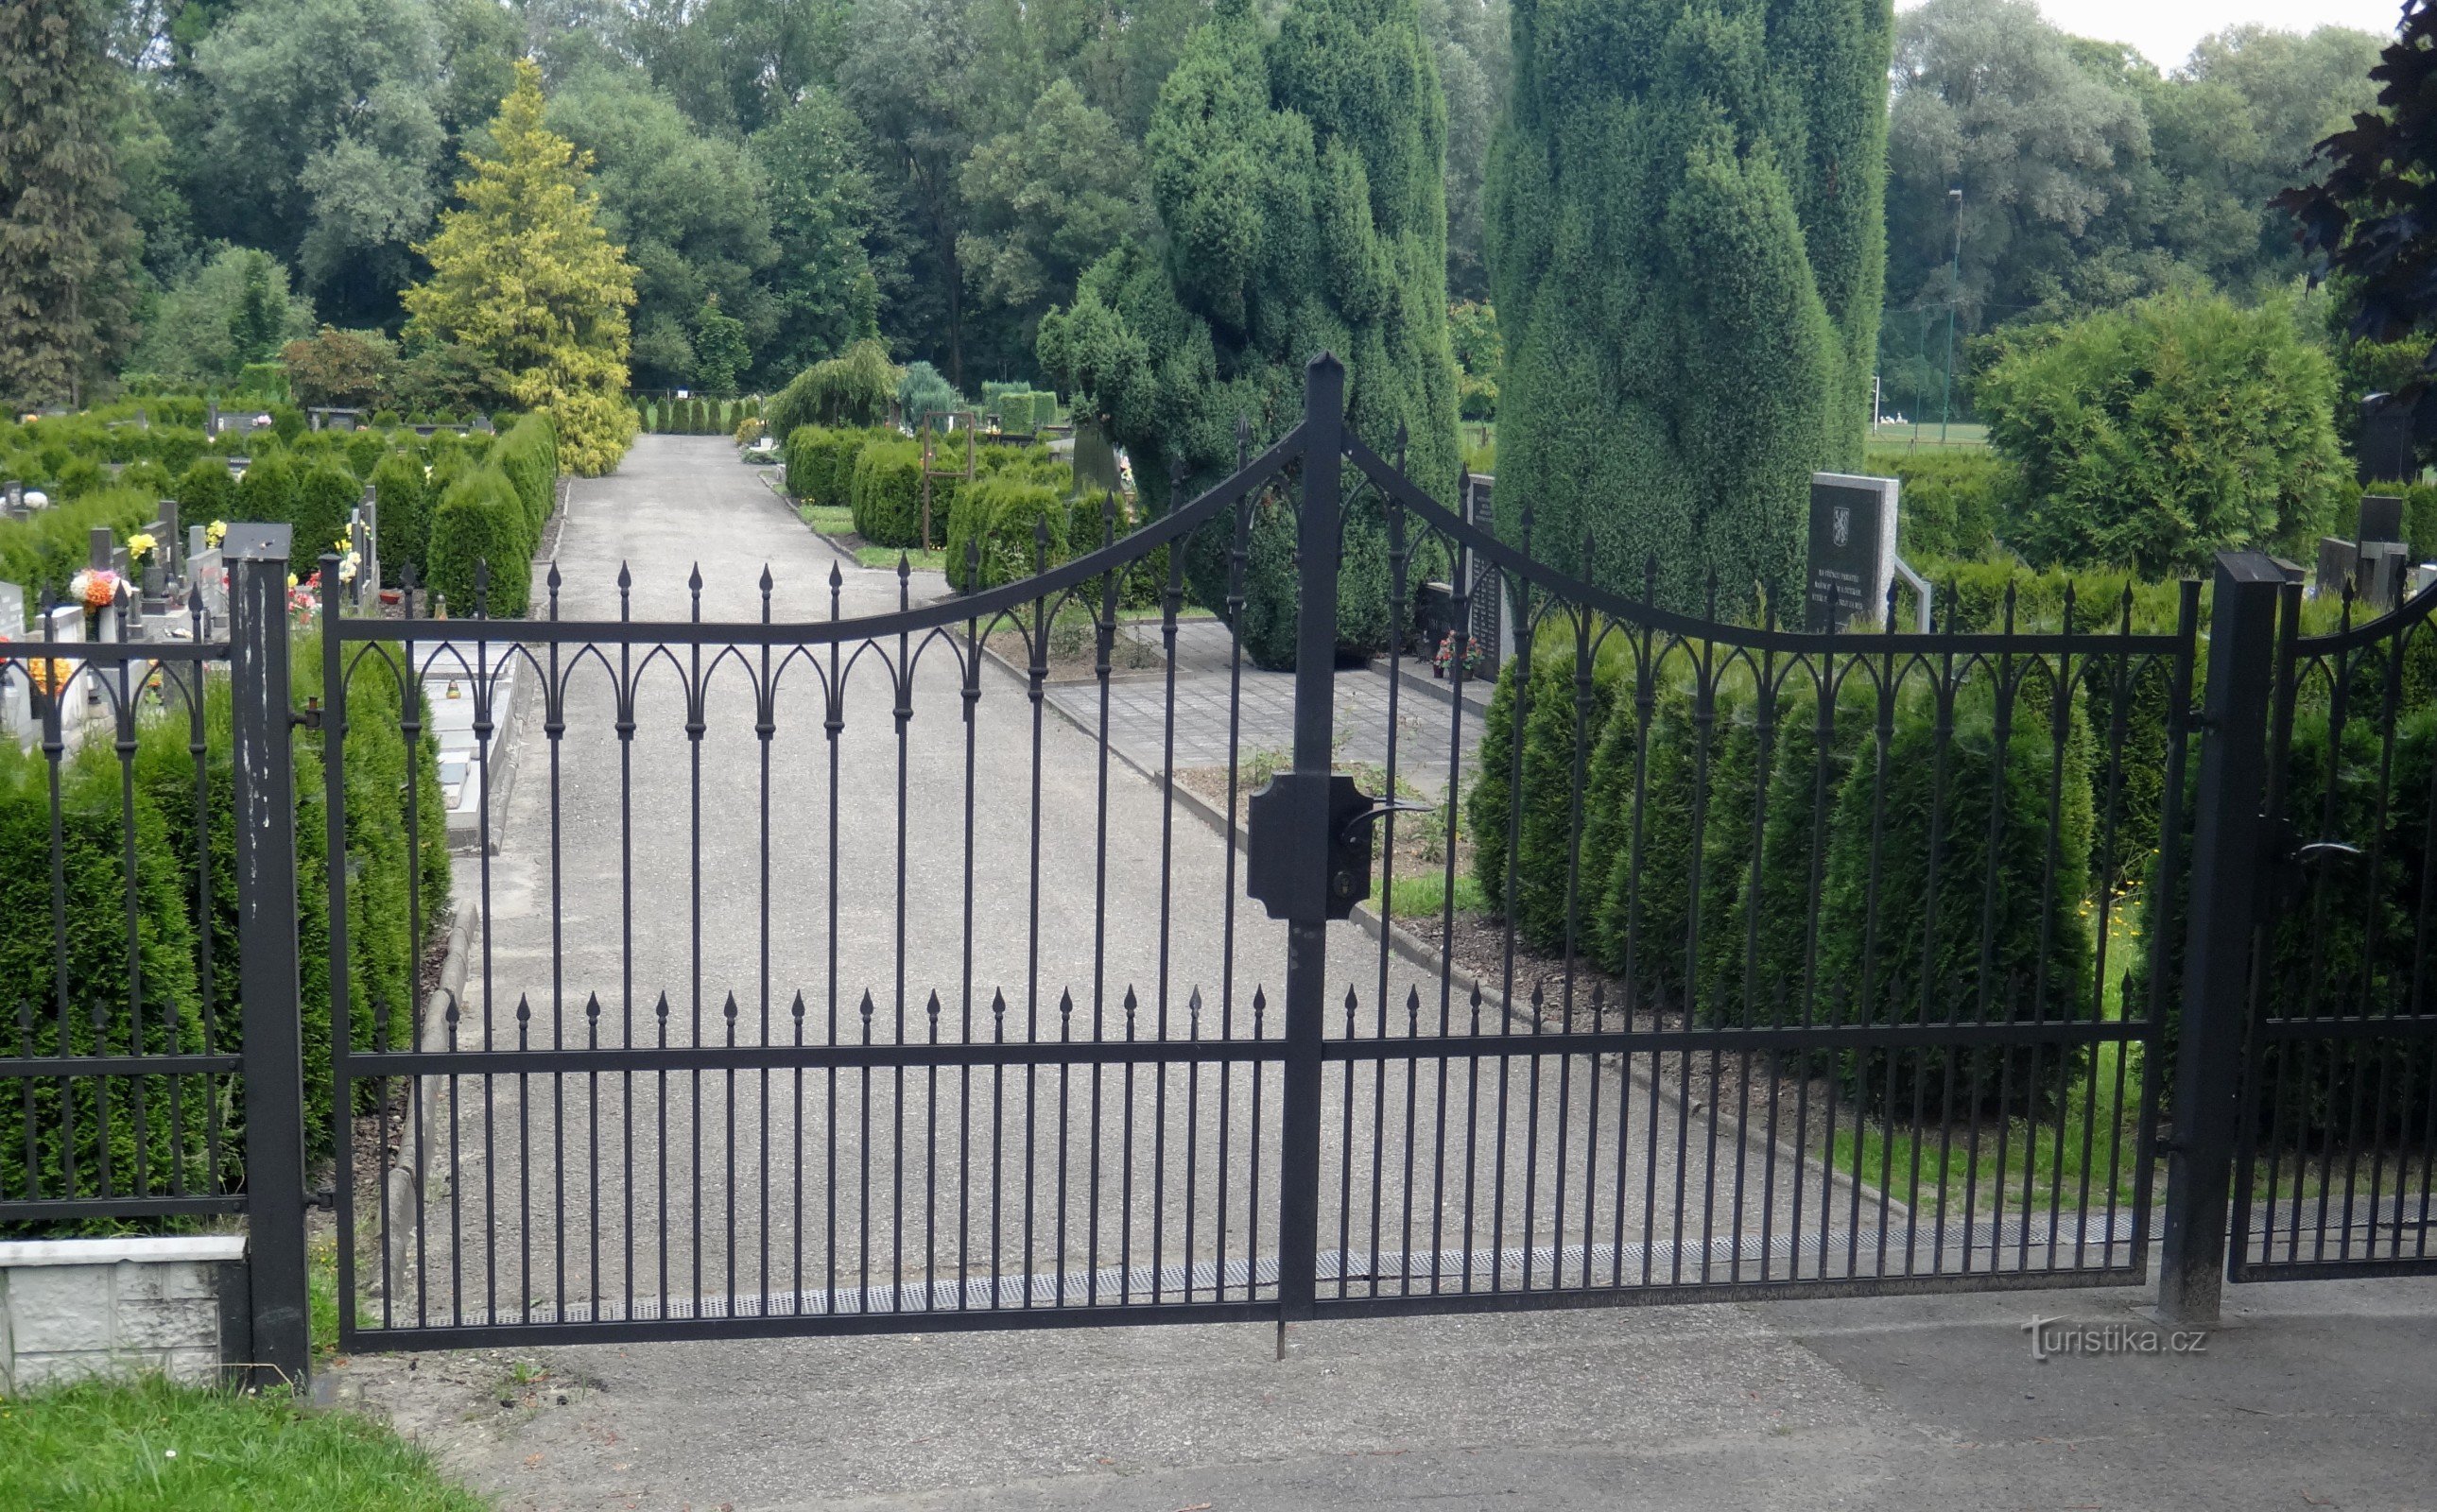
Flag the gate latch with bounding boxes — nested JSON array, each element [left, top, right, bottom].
[[1246, 771, 1380, 921]]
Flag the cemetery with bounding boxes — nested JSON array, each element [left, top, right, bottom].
[[5, 0, 2437, 1508]]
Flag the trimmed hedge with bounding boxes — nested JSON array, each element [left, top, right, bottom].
[[295, 463, 359, 577], [1864, 446, 2013, 562], [850, 439, 960, 549], [944, 468, 1073, 592], [422, 415, 556, 617], [783, 426, 886, 509], [372, 451, 429, 587], [1469, 622, 2138, 1119]]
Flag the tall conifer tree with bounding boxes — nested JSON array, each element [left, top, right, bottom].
[[1487, 0, 1890, 613], [405, 60, 639, 475], [0, 0, 135, 408], [1038, 0, 1460, 665]]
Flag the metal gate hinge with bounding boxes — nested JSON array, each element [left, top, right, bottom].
[[291, 698, 322, 730]]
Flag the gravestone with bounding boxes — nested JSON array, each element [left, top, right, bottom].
[[2362, 541, 2411, 610], [204, 403, 219, 437], [471, 415, 494, 435], [1806, 473, 1900, 632], [1071, 417, 1122, 498], [1462, 473, 1506, 665], [2360, 394, 2416, 485], [2361, 493, 2406, 545], [189, 548, 227, 628], [2316, 536, 2359, 599], [3, 481, 20, 517], [0, 582, 26, 745]]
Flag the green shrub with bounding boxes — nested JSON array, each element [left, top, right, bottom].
[[850, 439, 960, 549], [425, 468, 532, 616], [172, 458, 236, 534], [0, 741, 208, 1231], [945, 472, 1072, 592], [492, 414, 558, 538], [1812, 689, 2095, 1113], [294, 463, 359, 577], [236, 453, 298, 542], [372, 451, 430, 585], [1976, 291, 2345, 576], [1864, 445, 2014, 561], [768, 339, 900, 436], [897, 361, 961, 433], [343, 429, 388, 480], [0, 487, 160, 606]]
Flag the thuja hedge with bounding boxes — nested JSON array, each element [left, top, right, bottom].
[[423, 415, 557, 617], [783, 426, 890, 509], [1470, 632, 2121, 1116], [0, 641, 449, 1232], [942, 460, 1097, 593]]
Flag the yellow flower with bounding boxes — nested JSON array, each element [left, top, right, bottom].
[[127, 532, 158, 561]]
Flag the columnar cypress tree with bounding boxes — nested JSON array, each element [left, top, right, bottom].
[[1487, 0, 1890, 613], [0, 0, 136, 409], [1037, 0, 1460, 665]]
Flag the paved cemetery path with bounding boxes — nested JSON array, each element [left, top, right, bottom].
[[338, 438, 2437, 1511]]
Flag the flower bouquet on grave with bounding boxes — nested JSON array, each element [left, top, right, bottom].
[[70, 568, 120, 613], [1433, 632, 1488, 679], [14, 649, 74, 718], [204, 520, 228, 548]]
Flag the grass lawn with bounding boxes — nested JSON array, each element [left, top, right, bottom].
[[0, 1378, 484, 1511], [799, 503, 855, 535], [1869, 420, 1990, 449], [855, 543, 948, 573]]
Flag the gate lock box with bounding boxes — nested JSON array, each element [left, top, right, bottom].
[[1246, 771, 1430, 922]]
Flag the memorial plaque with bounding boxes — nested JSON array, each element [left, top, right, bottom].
[[1806, 473, 1899, 632], [2361, 493, 2406, 545]]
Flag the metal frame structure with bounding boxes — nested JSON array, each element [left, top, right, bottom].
[[17, 357, 2437, 1389]]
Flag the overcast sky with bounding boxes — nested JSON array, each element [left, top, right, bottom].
[[1896, 0, 2404, 71]]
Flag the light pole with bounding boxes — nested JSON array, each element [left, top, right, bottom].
[[1940, 186, 1963, 446]]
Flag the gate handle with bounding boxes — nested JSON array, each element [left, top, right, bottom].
[[1340, 799, 1435, 844], [2295, 840, 2365, 865]]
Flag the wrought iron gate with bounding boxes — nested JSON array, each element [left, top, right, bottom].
[[324, 356, 2198, 1352], [2227, 575, 2437, 1280]]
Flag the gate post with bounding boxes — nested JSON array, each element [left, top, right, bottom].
[[2157, 550, 2281, 1327], [227, 523, 311, 1386], [1275, 354, 1346, 1332]]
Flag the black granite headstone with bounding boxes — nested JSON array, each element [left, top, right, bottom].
[[2316, 536, 2359, 599], [2363, 541, 2411, 610], [1806, 474, 1899, 632], [2361, 493, 2405, 545]]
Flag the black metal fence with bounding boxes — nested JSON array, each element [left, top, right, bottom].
[[6, 358, 2433, 1387]]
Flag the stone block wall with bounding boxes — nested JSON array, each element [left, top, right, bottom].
[[0, 1236, 248, 1392]]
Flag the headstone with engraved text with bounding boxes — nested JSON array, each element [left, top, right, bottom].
[[1806, 473, 1899, 632]]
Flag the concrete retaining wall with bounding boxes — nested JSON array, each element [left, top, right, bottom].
[[0, 1236, 250, 1392]]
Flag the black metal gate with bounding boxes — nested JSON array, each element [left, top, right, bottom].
[[325, 356, 2199, 1352], [2227, 576, 2437, 1280]]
